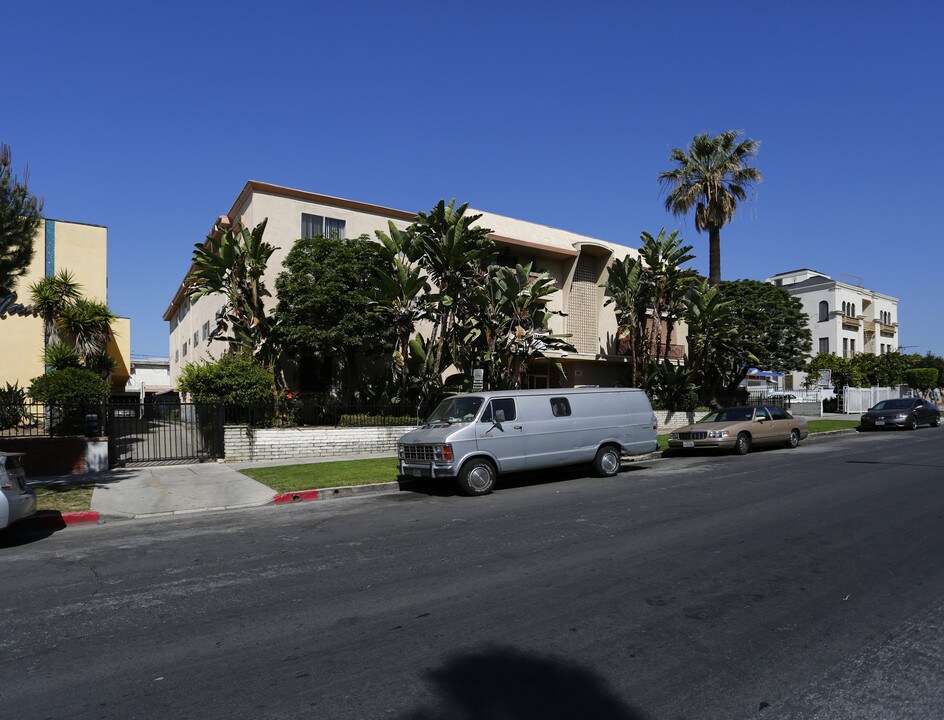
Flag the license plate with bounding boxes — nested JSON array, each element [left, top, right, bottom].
[[411, 468, 422, 477], [875, 421, 885, 426], [683, 441, 694, 448]]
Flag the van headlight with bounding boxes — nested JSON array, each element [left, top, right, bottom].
[[707, 430, 729, 439]]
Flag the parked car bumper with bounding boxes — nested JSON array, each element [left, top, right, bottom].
[[398, 460, 458, 479], [860, 416, 910, 429], [667, 438, 737, 451]]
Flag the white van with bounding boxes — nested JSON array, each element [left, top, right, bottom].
[[397, 388, 658, 496]]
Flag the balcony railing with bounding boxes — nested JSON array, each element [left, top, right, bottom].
[[617, 338, 685, 359]]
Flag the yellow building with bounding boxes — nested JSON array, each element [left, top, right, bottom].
[[0, 218, 130, 394]]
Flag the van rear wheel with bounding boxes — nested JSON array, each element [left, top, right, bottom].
[[457, 458, 496, 496], [593, 445, 622, 477]]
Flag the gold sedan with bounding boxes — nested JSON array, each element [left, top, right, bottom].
[[667, 406, 809, 455]]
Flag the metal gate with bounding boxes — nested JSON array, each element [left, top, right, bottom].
[[107, 403, 224, 467]]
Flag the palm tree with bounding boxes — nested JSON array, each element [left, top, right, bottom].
[[636, 228, 696, 362], [29, 270, 82, 345], [658, 131, 762, 286], [603, 254, 647, 385], [58, 299, 117, 365]]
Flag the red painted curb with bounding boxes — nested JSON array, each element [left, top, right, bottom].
[[273, 489, 320, 504], [62, 511, 101, 525]]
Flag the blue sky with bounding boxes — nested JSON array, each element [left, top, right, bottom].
[[4, 1, 942, 357]]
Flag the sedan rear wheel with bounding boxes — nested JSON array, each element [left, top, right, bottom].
[[931, 415, 941, 428], [786, 429, 801, 449], [905, 415, 918, 431]]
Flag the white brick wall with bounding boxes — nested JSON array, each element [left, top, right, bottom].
[[224, 425, 419, 462]]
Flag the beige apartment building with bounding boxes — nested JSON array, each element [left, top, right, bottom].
[[165, 181, 659, 390], [0, 218, 130, 394]]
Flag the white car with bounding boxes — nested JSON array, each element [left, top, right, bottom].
[[1, 452, 36, 530]]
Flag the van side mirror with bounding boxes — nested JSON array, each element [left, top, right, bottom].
[[494, 409, 506, 424]]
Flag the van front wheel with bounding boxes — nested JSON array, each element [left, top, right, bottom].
[[593, 445, 622, 477], [457, 458, 497, 496]]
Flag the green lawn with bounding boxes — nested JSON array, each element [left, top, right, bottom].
[[240, 458, 401, 493], [808, 419, 860, 433], [32, 483, 96, 513]]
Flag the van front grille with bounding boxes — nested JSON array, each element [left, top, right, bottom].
[[401, 444, 435, 462], [677, 431, 708, 440]]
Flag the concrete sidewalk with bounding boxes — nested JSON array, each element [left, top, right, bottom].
[[38, 452, 398, 519]]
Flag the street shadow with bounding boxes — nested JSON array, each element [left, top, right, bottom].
[[0, 511, 64, 547], [398, 645, 650, 720], [397, 464, 649, 498]]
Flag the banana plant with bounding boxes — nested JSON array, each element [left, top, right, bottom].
[[187, 218, 278, 357]]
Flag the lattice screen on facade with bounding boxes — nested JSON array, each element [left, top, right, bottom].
[[566, 256, 599, 353]]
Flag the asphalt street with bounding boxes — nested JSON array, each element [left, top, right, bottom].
[[2, 429, 943, 719]]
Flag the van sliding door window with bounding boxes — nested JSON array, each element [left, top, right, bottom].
[[550, 398, 572, 417], [481, 399, 517, 422]]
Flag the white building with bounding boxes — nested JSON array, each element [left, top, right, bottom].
[[123, 356, 173, 399], [164, 181, 655, 391], [766, 268, 900, 388]]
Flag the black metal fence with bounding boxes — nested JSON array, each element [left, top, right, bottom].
[[0, 402, 106, 438]]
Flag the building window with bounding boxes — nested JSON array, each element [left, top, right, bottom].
[[819, 338, 829, 354], [850, 338, 855, 355], [301, 213, 346, 239], [842, 338, 848, 358], [194, 331, 199, 347], [175, 349, 179, 363], [819, 301, 829, 322], [202, 321, 210, 341], [182, 340, 189, 357]]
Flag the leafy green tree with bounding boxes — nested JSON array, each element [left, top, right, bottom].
[[177, 353, 274, 404], [903, 368, 939, 393], [29, 367, 109, 404], [0, 143, 44, 292], [716, 279, 812, 392], [684, 279, 748, 404], [851, 351, 913, 387], [804, 353, 862, 390], [659, 131, 762, 286], [187, 218, 278, 358], [410, 200, 495, 384], [273, 235, 394, 397], [644, 358, 699, 412]]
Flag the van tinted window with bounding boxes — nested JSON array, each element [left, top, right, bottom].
[[550, 397, 571, 417], [481, 398, 516, 422]]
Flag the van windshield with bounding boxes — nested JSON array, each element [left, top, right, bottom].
[[426, 397, 484, 424]]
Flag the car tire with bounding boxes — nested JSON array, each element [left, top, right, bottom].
[[734, 432, 751, 455], [592, 445, 622, 477], [905, 415, 918, 431], [786, 429, 801, 448], [457, 458, 496, 496], [932, 416, 941, 428]]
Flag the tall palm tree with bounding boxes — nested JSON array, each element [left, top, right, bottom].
[[658, 131, 762, 286]]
